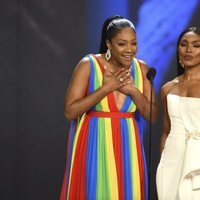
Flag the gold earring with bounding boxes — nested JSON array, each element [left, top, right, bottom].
[[105, 49, 111, 61]]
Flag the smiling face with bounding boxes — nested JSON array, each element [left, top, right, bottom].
[[107, 27, 137, 68], [178, 31, 200, 69]]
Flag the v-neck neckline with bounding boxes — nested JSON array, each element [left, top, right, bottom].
[[93, 55, 131, 112]]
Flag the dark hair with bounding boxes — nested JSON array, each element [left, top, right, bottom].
[[99, 15, 136, 53], [177, 27, 200, 76]]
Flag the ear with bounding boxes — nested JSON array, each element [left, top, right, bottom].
[[106, 39, 111, 49]]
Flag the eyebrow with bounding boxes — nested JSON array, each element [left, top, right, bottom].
[[181, 39, 200, 43], [117, 39, 137, 42]]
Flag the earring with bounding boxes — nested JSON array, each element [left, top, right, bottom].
[[105, 49, 111, 61], [179, 60, 184, 68]]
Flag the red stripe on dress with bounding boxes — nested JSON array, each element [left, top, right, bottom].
[[87, 111, 133, 118], [68, 117, 90, 199], [108, 92, 119, 111], [111, 118, 125, 199], [92, 55, 120, 112], [132, 118, 145, 200], [60, 165, 67, 200], [93, 55, 104, 74]]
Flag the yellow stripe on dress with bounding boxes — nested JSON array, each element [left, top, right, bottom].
[[128, 119, 141, 199], [128, 58, 144, 112], [105, 118, 119, 200], [133, 58, 143, 93], [91, 55, 110, 112]]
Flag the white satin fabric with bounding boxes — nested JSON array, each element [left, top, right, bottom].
[[156, 94, 200, 200]]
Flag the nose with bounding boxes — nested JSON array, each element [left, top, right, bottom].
[[126, 44, 132, 52], [186, 45, 192, 52]]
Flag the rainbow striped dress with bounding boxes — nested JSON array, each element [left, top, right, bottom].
[[60, 54, 148, 200]]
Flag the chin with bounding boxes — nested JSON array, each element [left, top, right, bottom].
[[122, 60, 133, 67], [184, 61, 197, 67]]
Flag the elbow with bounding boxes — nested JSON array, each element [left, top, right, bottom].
[[64, 105, 80, 120], [150, 103, 158, 123], [151, 115, 157, 124], [151, 108, 158, 123], [144, 105, 158, 124], [64, 110, 77, 121], [64, 111, 73, 121], [151, 110, 158, 124]]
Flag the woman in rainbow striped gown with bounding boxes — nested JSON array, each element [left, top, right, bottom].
[[60, 16, 158, 200]]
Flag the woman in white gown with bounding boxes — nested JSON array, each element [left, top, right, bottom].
[[156, 27, 200, 200]]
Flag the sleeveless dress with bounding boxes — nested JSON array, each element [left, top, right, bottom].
[[156, 94, 200, 200], [60, 54, 148, 200]]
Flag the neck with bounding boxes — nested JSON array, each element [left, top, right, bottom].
[[184, 67, 200, 81], [106, 58, 131, 71]]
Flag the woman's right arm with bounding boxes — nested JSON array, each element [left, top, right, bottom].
[[64, 57, 128, 120], [159, 84, 171, 157]]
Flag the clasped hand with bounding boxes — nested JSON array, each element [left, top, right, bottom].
[[103, 67, 135, 95]]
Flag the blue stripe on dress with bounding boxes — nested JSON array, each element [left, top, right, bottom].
[[121, 96, 133, 112], [88, 56, 95, 94], [120, 119, 133, 199], [135, 118, 148, 200], [120, 61, 135, 112], [66, 120, 76, 192], [86, 117, 98, 199]]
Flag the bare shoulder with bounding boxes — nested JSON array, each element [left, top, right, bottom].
[[72, 55, 92, 77], [137, 59, 147, 66], [160, 78, 178, 101], [137, 59, 149, 73], [75, 56, 90, 70], [68, 55, 92, 92], [75, 53, 102, 70]]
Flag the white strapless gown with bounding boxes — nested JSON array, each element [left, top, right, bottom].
[[156, 94, 200, 200]]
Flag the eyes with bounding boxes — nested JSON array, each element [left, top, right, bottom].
[[118, 42, 137, 47], [180, 41, 200, 48]]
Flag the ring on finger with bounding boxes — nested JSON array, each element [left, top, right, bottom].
[[119, 77, 123, 82]]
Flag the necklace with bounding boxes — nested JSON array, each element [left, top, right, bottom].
[[104, 57, 132, 72]]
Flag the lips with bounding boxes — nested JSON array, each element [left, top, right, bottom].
[[122, 55, 133, 61], [184, 55, 193, 60]]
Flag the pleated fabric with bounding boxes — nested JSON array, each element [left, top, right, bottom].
[[60, 54, 148, 200]]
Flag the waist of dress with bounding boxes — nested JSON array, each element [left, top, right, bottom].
[[185, 131, 200, 141], [86, 111, 134, 118]]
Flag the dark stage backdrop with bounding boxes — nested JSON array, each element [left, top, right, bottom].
[[0, 0, 86, 199], [0, 0, 199, 200]]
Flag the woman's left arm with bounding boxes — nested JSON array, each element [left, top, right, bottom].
[[119, 60, 158, 122], [131, 60, 158, 122]]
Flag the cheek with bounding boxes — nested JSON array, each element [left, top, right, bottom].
[[194, 50, 200, 56], [134, 46, 138, 52], [192, 49, 200, 61], [195, 54, 200, 64], [130, 46, 137, 54], [113, 46, 123, 53], [178, 49, 185, 58]]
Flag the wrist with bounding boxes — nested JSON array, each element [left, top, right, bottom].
[[101, 84, 111, 94], [130, 86, 138, 97]]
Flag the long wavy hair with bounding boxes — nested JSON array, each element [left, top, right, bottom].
[[176, 27, 200, 76]]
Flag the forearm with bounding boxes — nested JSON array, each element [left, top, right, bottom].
[[130, 89, 158, 122], [65, 86, 110, 120]]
